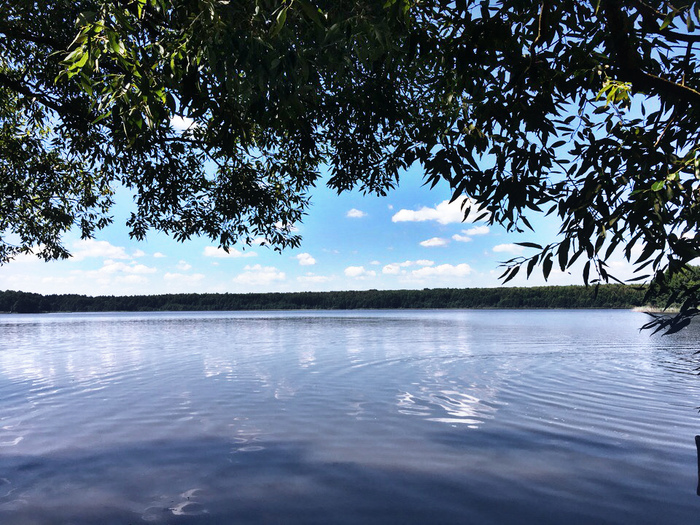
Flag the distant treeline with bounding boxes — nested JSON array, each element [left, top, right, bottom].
[[0, 285, 651, 314]]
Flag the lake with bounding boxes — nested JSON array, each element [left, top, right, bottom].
[[0, 309, 699, 524]]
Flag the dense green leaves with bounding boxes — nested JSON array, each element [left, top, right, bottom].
[[0, 283, 650, 313], [408, 0, 700, 333], [1, 0, 700, 332], [2, 0, 419, 261]]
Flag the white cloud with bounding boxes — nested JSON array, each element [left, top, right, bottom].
[[452, 234, 472, 243], [346, 208, 367, 218], [71, 239, 130, 261], [89, 260, 157, 275], [295, 253, 316, 266], [6, 250, 42, 264], [493, 243, 525, 255], [132, 249, 146, 258], [274, 221, 299, 233], [463, 225, 490, 236], [233, 265, 285, 286], [41, 276, 77, 285], [118, 275, 149, 285], [382, 264, 401, 275], [164, 272, 205, 283], [153, 252, 167, 258], [171, 115, 197, 131], [370, 260, 381, 265], [453, 225, 490, 243], [176, 260, 192, 271], [392, 198, 488, 225], [383, 259, 435, 275], [297, 273, 332, 284], [69, 260, 157, 287], [420, 237, 449, 247], [203, 246, 257, 258], [344, 266, 376, 278], [412, 263, 473, 278]]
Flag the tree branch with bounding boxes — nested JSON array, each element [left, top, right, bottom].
[[0, 26, 64, 49], [628, 0, 700, 42], [633, 69, 700, 105], [601, 0, 700, 107], [0, 72, 65, 114], [0, 72, 95, 125]]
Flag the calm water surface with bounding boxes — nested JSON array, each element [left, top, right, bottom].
[[0, 309, 699, 524]]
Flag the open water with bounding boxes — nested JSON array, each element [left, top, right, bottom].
[[0, 309, 699, 524]]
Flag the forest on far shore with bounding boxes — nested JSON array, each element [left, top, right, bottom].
[[0, 284, 659, 314]]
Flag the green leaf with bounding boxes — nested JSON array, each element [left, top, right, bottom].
[[502, 265, 520, 284], [297, 0, 324, 27], [526, 256, 537, 278], [651, 180, 665, 191], [270, 7, 288, 37], [516, 242, 542, 249], [557, 238, 570, 271], [542, 255, 553, 281], [660, 12, 674, 31]]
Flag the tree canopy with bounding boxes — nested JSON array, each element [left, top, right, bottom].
[[1, 0, 700, 331]]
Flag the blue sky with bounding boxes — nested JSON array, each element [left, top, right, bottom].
[[0, 163, 641, 296]]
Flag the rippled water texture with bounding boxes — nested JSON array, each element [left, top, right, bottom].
[[1, 309, 699, 524]]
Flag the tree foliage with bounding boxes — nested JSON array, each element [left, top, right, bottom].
[[2, 0, 700, 331], [2, 0, 420, 261], [0, 284, 649, 313]]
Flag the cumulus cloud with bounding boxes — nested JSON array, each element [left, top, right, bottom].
[[344, 266, 376, 278], [346, 208, 367, 218], [5, 250, 42, 264], [411, 263, 473, 278], [420, 237, 449, 247], [97, 260, 157, 275], [164, 272, 205, 283], [493, 243, 525, 255], [383, 259, 435, 275], [274, 221, 299, 232], [452, 225, 490, 243], [71, 239, 130, 261], [118, 275, 149, 285], [295, 253, 316, 266], [176, 260, 192, 271], [464, 225, 490, 236], [203, 246, 257, 258], [233, 265, 285, 285], [41, 276, 77, 285], [452, 233, 473, 243], [153, 252, 167, 258], [132, 249, 146, 258], [171, 115, 197, 131], [297, 273, 332, 284], [382, 264, 401, 275], [392, 198, 488, 225], [71, 260, 157, 287]]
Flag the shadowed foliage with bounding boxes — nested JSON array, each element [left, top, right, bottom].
[[1, 0, 699, 331]]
